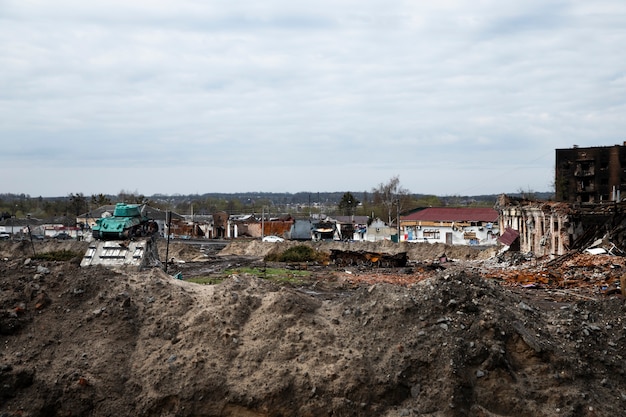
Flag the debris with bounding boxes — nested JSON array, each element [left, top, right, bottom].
[[1, 238, 626, 416], [34, 292, 51, 310], [585, 247, 608, 255]]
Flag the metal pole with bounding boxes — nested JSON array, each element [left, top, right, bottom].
[[396, 199, 401, 243], [27, 225, 36, 256], [164, 210, 172, 272]]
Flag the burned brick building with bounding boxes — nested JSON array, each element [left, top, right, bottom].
[[555, 143, 626, 203]]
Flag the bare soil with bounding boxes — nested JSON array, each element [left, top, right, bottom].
[[1, 239, 625, 416]]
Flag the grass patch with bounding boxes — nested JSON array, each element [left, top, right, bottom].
[[184, 266, 311, 286], [33, 250, 82, 262], [226, 266, 310, 284], [186, 276, 225, 285]]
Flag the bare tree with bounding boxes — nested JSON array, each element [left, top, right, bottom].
[[117, 190, 147, 204], [68, 193, 87, 216], [371, 176, 410, 225], [517, 187, 537, 201], [91, 193, 112, 207]]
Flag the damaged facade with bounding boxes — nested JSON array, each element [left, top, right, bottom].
[[556, 142, 626, 203], [496, 194, 626, 257], [326, 215, 369, 241], [496, 195, 572, 257], [497, 143, 626, 258]]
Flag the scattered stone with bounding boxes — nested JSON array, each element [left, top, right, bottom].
[[34, 292, 51, 310], [36, 266, 50, 275]]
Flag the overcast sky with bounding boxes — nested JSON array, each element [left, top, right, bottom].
[[1, 1, 625, 198]]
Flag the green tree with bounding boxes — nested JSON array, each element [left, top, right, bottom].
[[338, 192, 360, 215], [414, 195, 442, 207]]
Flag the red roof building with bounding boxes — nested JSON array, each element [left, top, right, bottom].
[[400, 207, 499, 245], [401, 207, 498, 224]]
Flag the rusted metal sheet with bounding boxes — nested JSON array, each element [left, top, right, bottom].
[[498, 227, 520, 246]]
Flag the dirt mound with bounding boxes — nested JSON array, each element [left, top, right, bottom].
[[0, 239, 89, 259], [220, 240, 498, 262], [1, 240, 625, 416], [157, 240, 209, 263]]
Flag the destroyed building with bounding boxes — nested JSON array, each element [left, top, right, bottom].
[[496, 194, 626, 257], [496, 195, 572, 257], [495, 143, 626, 258], [555, 142, 626, 203]]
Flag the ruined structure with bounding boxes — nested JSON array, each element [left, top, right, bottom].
[[496, 195, 572, 257], [496, 194, 626, 257], [555, 142, 626, 203]]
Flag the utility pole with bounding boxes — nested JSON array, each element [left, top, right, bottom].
[[396, 198, 401, 243], [164, 210, 172, 272]]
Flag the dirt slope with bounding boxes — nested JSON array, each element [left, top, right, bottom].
[[1, 240, 625, 416], [220, 239, 498, 262]]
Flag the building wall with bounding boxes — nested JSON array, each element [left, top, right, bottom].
[[498, 204, 572, 257], [365, 219, 392, 242], [290, 219, 313, 240], [402, 223, 498, 246], [556, 144, 626, 203]]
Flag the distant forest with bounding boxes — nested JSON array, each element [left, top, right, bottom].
[[1, 189, 554, 223]]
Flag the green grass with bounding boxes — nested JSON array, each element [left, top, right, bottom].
[[186, 276, 225, 285], [186, 267, 310, 286]]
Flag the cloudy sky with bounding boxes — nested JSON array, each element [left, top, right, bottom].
[[1, 1, 625, 197]]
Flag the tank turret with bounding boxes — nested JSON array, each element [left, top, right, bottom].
[[92, 203, 158, 240]]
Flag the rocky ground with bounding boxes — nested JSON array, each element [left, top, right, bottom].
[[1, 238, 625, 416]]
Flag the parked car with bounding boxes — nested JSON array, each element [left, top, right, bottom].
[[0, 232, 10, 240], [53, 232, 72, 240], [262, 235, 284, 242]]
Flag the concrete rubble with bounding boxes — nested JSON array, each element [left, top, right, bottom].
[[1, 237, 625, 417]]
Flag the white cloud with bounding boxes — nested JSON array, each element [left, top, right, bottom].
[[1, 0, 625, 196]]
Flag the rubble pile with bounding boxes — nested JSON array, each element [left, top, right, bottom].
[[1, 239, 626, 416], [481, 252, 626, 298]]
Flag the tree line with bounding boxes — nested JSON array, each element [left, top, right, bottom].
[[0, 177, 500, 224]]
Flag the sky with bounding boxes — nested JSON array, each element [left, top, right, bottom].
[[1, 1, 625, 198]]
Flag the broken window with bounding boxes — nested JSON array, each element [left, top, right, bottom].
[[575, 161, 595, 177], [423, 229, 440, 239]]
